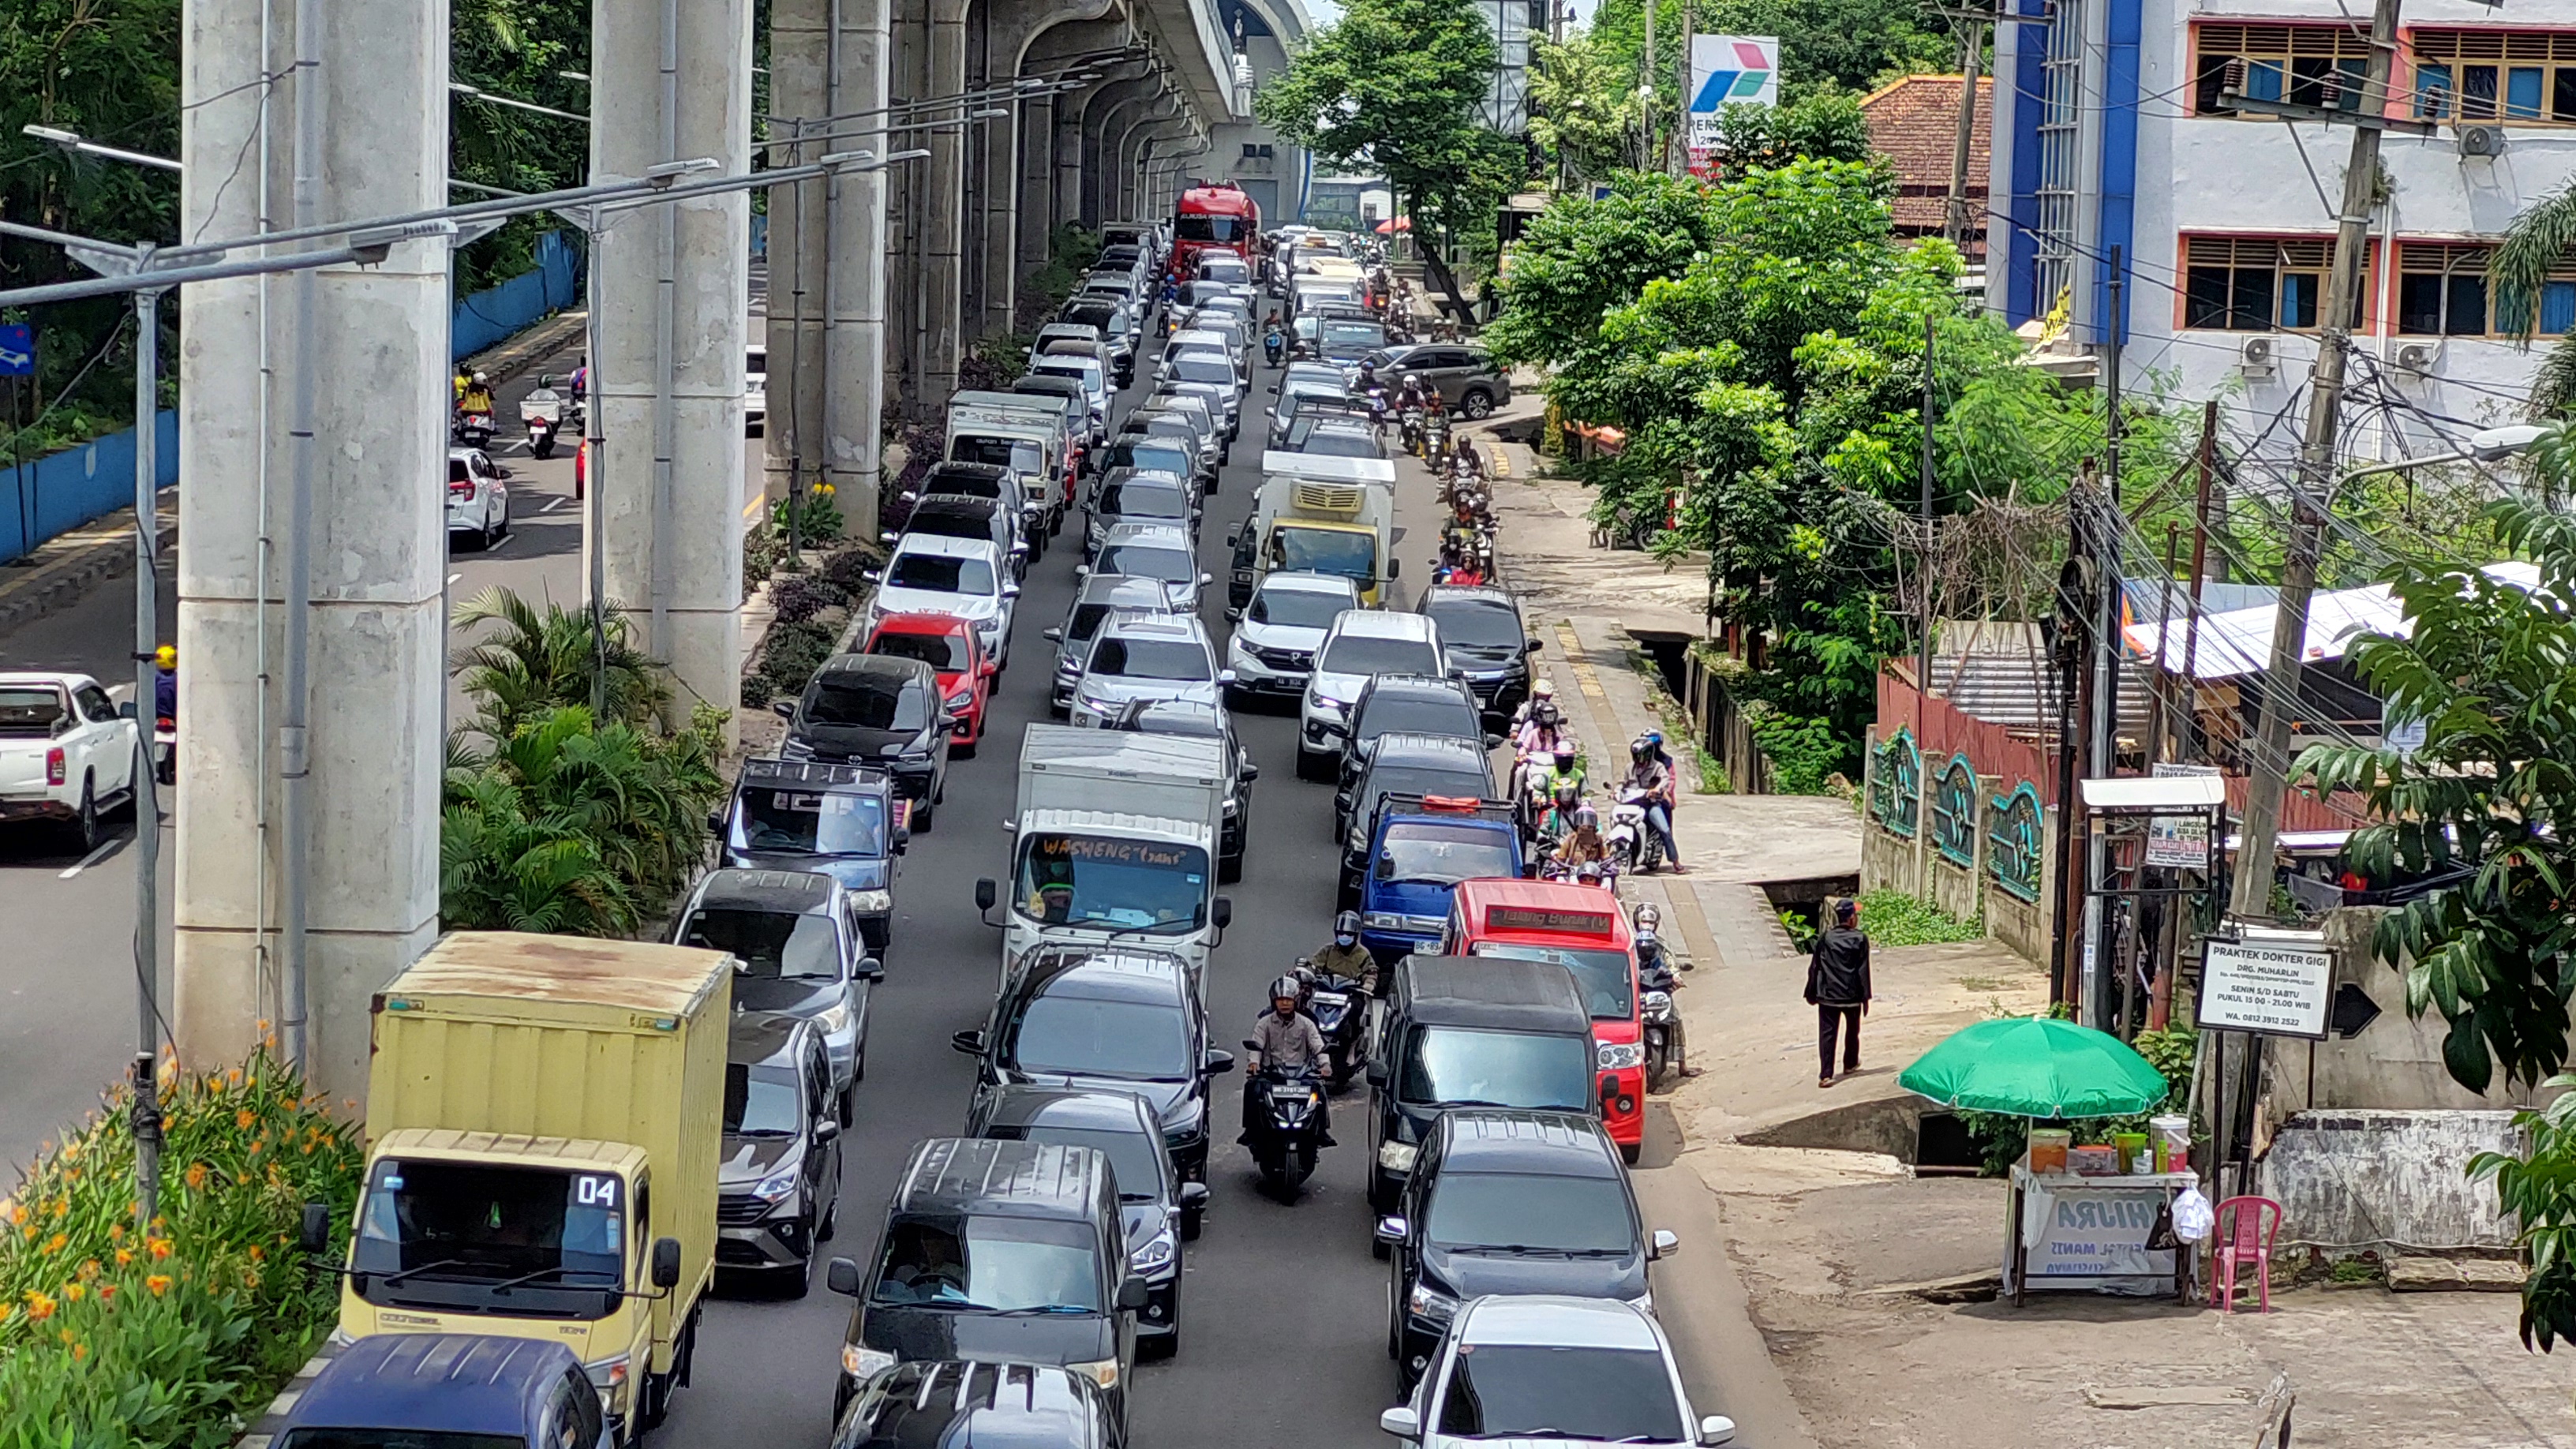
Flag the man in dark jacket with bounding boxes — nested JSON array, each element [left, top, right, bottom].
[[1804, 898, 1872, 1088]]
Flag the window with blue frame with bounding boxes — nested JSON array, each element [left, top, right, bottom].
[[2194, 24, 2372, 116], [2181, 236, 2362, 331], [2398, 242, 2576, 337], [2412, 30, 2576, 122]]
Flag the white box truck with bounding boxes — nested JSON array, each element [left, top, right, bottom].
[[948, 391, 1075, 534], [975, 723, 1233, 992]]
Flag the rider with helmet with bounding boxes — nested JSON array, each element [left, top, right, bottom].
[[1633, 904, 1698, 1076], [1395, 372, 1432, 415], [1557, 802, 1608, 871], [1623, 731, 1683, 873], [457, 371, 495, 417], [1309, 909, 1380, 998], [1511, 678, 1558, 732], [1241, 972, 1335, 1146], [153, 644, 177, 723]]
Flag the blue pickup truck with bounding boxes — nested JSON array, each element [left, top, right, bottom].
[[1354, 793, 1522, 964]]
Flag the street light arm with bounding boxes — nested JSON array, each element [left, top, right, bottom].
[[0, 245, 363, 308]]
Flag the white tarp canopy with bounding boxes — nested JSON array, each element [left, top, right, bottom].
[[2123, 562, 2541, 680], [2080, 774, 2228, 811]]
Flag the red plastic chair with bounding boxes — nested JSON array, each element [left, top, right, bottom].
[[2213, 1196, 2282, 1312]]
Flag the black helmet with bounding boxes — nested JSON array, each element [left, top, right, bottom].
[[1334, 909, 1361, 938], [1632, 735, 1657, 761], [1269, 975, 1304, 1005], [1553, 746, 1577, 769]]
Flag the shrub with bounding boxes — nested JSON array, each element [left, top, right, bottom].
[[743, 529, 784, 601], [739, 672, 776, 710], [1744, 702, 1845, 796], [821, 545, 881, 601], [769, 574, 837, 625], [0, 1053, 363, 1449], [771, 484, 845, 545], [1853, 889, 1982, 946], [758, 618, 840, 698], [449, 587, 668, 742]]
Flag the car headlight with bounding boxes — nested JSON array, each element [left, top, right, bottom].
[[945, 688, 975, 710], [1362, 912, 1407, 932], [1129, 1224, 1179, 1273], [1597, 1041, 1646, 1071], [1378, 1140, 1418, 1174], [841, 1344, 897, 1382], [584, 1354, 631, 1392], [1631, 1287, 1654, 1315], [1406, 1282, 1458, 1324], [816, 1001, 855, 1036], [1068, 1357, 1121, 1390], [751, 1163, 802, 1202], [846, 889, 892, 914]]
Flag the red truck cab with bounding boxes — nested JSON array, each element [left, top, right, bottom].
[[1440, 878, 1645, 1161], [1170, 181, 1260, 281]]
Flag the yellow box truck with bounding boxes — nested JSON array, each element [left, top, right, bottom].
[[316, 932, 730, 1440]]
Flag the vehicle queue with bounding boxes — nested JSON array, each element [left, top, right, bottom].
[[258, 212, 1731, 1449]]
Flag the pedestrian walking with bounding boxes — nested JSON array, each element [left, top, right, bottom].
[[1804, 897, 1872, 1088]]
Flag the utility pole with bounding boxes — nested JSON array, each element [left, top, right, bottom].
[[2226, 0, 2406, 921], [1944, 10, 1986, 249], [1641, 0, 1657, 171], [1919, 313, 1937, 734], [1677, 0, 1696, 176], [2080, 249, 2125, 1028], [130, 279, 165, 1228]]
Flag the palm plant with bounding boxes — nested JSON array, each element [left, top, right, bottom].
[[450, 586, 668, 739], [440, 767, 638, 935], [2488, 179, 2576, 417]]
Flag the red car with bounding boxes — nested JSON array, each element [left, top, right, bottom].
[[863, 612, 995, 754]]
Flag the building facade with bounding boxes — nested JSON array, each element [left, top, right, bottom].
[[1987, 0, 2576, 444]]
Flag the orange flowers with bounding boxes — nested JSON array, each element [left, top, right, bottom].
[[43, 1233, 66, 1254], [24, 1291, 57, 1322], [183, 1162, 208, 1191], [247, 1245, 265, 1262], [236, 1110, 256, 1130], [70, 1342, 88, 1362], [145, 1237, 173, 1261], [113, 1248, 133, 1267], [63, 1283, 84, 1304], [143, 1275, 171, 1297]]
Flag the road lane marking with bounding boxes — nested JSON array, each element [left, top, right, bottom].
[[543, 496, 567, 513], [59, 837, 117, 879], [447, 573, 463, 586]]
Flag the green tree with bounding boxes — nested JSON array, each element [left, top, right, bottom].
[[451, 0, 592, 291], [1254, 0, 1526, 316], [1526, 34, 1646, 184], [1711, 85, 1875, 170], [1485, 171, 1725, 369]]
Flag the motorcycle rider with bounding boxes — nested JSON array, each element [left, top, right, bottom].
[[1263, 309, 1286, 365], [1623, 732, 1683, 874], [1634, 904, 1697, 1076], [1537, 777, 1586, 849], [1556, 803, 1608, 873], [1510, 678, 1559, 733], [153, 644, 177, 722], [1241, 974, 1334, 1147], [1309, 910, 1380, 996], [457, 370, 496, 419]]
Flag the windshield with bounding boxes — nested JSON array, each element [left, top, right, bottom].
[[1274, 527, 1379, 583], [1005, 993, 1193, 1080], [1297, 429, 1381, 459], [1091, 636, 1212, 682], [1251, 586, 1350, 629], [1098, 542, 1194, 584], [1401, 1026, 1591, 1109], [1017, 1125, 1168, 1199], [924, 472, 1005, 500], [1012, 832, 1210, 935], [724, 1063, 805, 1136], [1431, 601, 1523, 648], [1035, 361, 1099, 388], [1064, 304, 1122, 331], [732, 787, 889, 856], [870, 1218, 1104, 1312], [871, 631, 972, 672], [1437, 1345, 1684, 1442], [1096, 481, 1189, 519], [1380, 822, 1515, 886], [353, 1159, 624, 1315], [680, 907, 844, 981], [804, 672, 929, 731], [280, 1435, 526, 1449], [1470, 942, 1636, 1020], [951, 436, 1044, 475], [1104, 441, 1194, 476], [889, 552, 996, 595], [1173, 356, 1234, 387], [1359, 696, 1477, 742], [1177, 215, 1244, 242], [1322, 321, 1386, 351], [1320, 632, 1436, 676], [1425, 1171, 1636, 1253], [0, 687, 66, 738]]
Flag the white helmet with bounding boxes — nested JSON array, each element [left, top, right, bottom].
[[1532, 677, 1556, 698]]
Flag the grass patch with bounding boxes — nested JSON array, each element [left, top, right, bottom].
[[1953, 975, 2013, 993], [1855, 889, 1983, 946]]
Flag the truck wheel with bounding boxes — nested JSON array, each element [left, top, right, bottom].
[[68, 777, 97, 853], [1220, 849, 1243, 884]]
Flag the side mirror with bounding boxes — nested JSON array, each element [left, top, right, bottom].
[[1242, 1037, 1262, 1054], [1525, 637, 1544, 653], [1698, 1417, 1738, 1447], [827, 1256, 863, 1297], [1073, 564, 1091, 579], [893, 824, 912, 850], [1374, 1215, 1409, 1245], [1204, 1048, 1236, 1075], [1002, 582, 1021, 598], [1181, 1181, 1211, 1210], [1367, 1060, 1389, 1087], [815, 1117, 841, 1142], [1199, 571, 1215, 586], [1223, 607, 1243, 623], [1241, 757, 1261, 783], [975, 878, 998, 912], [981, 660, 999, 676], [1485, 733, 1503, 750], [1115, 1276, 1151, 1311], [1387, 559, 1401, 578], [772, 699, 796, 720], [1651, 1228, 1679, 1260], [299, 1202, 332, 1256], [650, 1236, 683, 1289], [951, 1028, 987, 1055], [881, 530, 899, 544], [858, 956, 886, 980], [707, 809, 725, 834], [1380, 1406, 1421, 1440], [1211, 897, 1234, 930], [1043, 626, 1064, 642], [117, 701, 138, 720], [1215, 669, 1238, 687]]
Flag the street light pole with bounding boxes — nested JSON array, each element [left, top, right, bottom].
[[129, 274, 165, 1229]]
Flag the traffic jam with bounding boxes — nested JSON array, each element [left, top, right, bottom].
[[267, 188, 1734, 1449]]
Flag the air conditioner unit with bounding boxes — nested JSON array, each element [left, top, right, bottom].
[[2459, 124, 2507, 157], [2394, 340, 2441, 373], [2239, 335, 2278, 375]]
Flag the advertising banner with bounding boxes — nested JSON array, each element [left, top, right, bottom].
[[1688, 34, 1780, 165]]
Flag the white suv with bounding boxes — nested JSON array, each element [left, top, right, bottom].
[[867, 534, 1020, 665], [1225, 571, 1361, 705], [1298, 609, 1443, 780]]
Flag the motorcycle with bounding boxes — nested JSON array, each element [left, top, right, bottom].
[[1264, 328, 1286, 368], [1639, 951, 1683, 1088], [1398, 406, 1427, 457], [1296, 957, 1371, 1093], [1241, 1049, 1328, 1194], [1608, 786, 1667, 875], [520, 384, 566, 459], [453, 407, 495, 451], [1365, 388, 1389, 440], [152, 715, 175, 787]]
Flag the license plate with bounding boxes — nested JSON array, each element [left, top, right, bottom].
[[1310, 992, 1349, 1009]]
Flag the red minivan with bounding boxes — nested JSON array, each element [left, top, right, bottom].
[[862, 612, 994, 754], [1440, 878, 1645, 1161]]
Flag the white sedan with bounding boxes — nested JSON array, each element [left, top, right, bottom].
[[1381, 1295, 1735, 1449], [446, 447, 511, 550]]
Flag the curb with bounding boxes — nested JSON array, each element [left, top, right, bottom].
[[466, 309, 587, 387], [0, 506, 176, 638], [234, 1343, 340, 1449]]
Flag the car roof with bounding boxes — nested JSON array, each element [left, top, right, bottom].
[[850, 1362, 1109, 1449], [1436, 1110, 1623, 1177], [1396, 955, 1591, 1032], [1100, 467, 1188, 490], [927, 461, 1012, 482], [1458, 1294, 1664, 1351], [285, 1335, 573, 1436], [1098, 613, 1211, 646], [1259, 571, 1361, 597], [1361, 675, 1474, 705], [728, 1010, 812, 1069], [893, 1137, 1110, 1220], [907, 494, 1005, 520], [1116, 700, 1225, 738], [693, 867, 837, 914], [1076, 573, 1178, 607], [1099, 520, 1192, 545], [1450, 878, 1635, 942], [1365, 733, 1489, 770], [892, 533, 1002, 561], [816, 652, 936, 686], [1020, 947, 1193, 1005], [738, 756, 891, 792], [1014, 374, 1087, 393], [1331, 610, 1436, 640], [979, 1085, 1163, 1136]]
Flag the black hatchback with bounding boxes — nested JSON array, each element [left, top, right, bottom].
[[778, 653, 953, 822], [829, 1361, 1121, 1449], [1418, 585, 1541, 721], [1376, 1109, 1673, 1389]]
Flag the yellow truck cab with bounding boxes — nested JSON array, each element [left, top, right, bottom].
[[325, 933, 730, 1441], [1242, 451, 1397, 605]]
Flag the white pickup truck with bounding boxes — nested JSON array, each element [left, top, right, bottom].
[[0, 672, 139, 850]]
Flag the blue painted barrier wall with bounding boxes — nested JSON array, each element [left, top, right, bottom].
[[451, 230, 582, 360], [0, 408, 179, 565]]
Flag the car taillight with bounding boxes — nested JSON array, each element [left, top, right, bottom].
[[46, 747, 64, 786], [449, 479, 475, 497]]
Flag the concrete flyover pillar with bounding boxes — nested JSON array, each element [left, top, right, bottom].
[[1017, 14, 1125, 290], [174, 0, 449, 1101], [1014, 93, 1057, 298], [916, 0, 968, 400], [1059, 58, 1148, 228], [592, 0, 754, 727], [770, 0, 893, 532], [1114, 99, 1182, 218]]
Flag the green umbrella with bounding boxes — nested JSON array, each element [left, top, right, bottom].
[[1898, 1017, 2171, 1118]]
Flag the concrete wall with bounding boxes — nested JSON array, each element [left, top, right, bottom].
[[1858, 726, 2058, 964], [450, 232, 581, 360], [2260, 907, 2533, 1116], [2255, 1109, 2523, 1252]]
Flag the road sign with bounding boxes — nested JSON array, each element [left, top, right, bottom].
[[0, 325, 30, 378]]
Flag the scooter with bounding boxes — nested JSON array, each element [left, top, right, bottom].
[[1608, 786, 1667, 875], [1398, 406, 1426, 457], [453, 407, 495, 451], [520, 383, 566, 459], [1639, 949, 1684, 1088], [1296, 957, 1371, 1093], [1264, 328, 1286, 368], [1242, 1050, 1329, 1194], [152, 715, 175, 787]]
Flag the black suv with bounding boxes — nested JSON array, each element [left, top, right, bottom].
[[1339, 733, 1496, 908], [1418, 585, 1541, 721], [968, 1086, 1208, 1357], [952, 945, 1234, 1183], [673, 867, 880, 1114], [777, 653, 953, 824], [1366, 956, 1599, 1215], [715, 759, 906, 953], [717, 1013, 843, 1293], [1335, 674, 1492, 814], [889, 493, 1025, 581], [1376, 1109, 1670, 1388], [829, 1361, 1121, 1449]]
